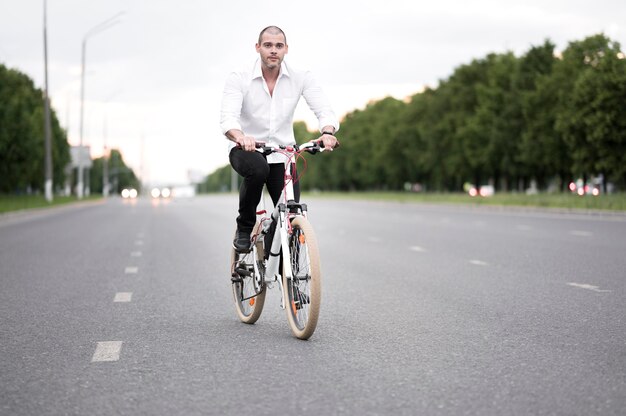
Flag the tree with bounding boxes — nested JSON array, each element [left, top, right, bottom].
[[555, 34, 621, 181], [570, 42, 626, 188], [0, 64, 70, 193]]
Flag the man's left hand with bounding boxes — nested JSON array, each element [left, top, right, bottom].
[[318, 133, 338, 150]]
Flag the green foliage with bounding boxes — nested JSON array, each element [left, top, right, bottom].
[[90, 149, 140, 194], [198, 164, 233, 193], [201, 33, 626, 193], [0, 64, 70, 193]]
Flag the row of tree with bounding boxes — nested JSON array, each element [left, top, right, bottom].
[[0, 63, 139, 195], [201, 34, 625, 193]]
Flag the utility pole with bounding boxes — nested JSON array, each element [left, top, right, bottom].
[[43, 0, 53, 202], [102, 113, 109, 197], [77, 11, 124, 199]]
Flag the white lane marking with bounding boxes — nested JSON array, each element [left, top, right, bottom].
[[113, 292, 133, 302], [570, 230, 592, 237], [469, 260, 488, 266], [135, 240, 144, 246], [125, 267, 138, 274], [91, 341, 123, 362], [368, 236, 381, 243], [130, 251, 142, 257], [409, 246, 426, 252], [567, 282, 611, 293]]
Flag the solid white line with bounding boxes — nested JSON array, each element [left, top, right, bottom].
[[91, 341, 123, 362], [567, 282, 610, 293], [409, 246, 426, 252], [570, 230, 592, 237], [125, 267, 138, 274], [130, 251, 142, 257], [469, 260, 488, 266], [113, 292, 133, 302]]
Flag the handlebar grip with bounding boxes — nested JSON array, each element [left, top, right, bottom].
[[318, 139, 340, 149]]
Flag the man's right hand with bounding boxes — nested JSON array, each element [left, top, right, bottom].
[[235, 135, 257, 152]]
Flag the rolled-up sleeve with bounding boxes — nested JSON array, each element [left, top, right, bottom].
[[220, 72, 244, 135], [302, 71, 340, 133]]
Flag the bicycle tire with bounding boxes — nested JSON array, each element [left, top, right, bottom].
[[231, 229, 266, 324], [282, 216, 321, 340]]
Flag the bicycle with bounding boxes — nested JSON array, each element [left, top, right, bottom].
[[230, 140, 332, 340]]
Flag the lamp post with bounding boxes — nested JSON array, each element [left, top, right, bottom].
[[77, 11, 124, 199], [43, 0, 53, 202], [101, 91, 121, 197]]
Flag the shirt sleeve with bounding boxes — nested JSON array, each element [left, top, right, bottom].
[[301, 71, 340, 133], [220, 71, 244, 135]]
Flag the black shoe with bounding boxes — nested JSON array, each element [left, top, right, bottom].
[[233, 230, 252, 252]]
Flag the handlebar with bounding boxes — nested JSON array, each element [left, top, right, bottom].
[[238, 139, 339, 155]]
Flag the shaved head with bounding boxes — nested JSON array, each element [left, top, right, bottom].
[[258, 26, 287, 45]]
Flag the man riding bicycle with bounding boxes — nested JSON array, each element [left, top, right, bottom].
[[220, 25, 339, 252]]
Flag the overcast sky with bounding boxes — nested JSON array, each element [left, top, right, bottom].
[[1, 0, 624, 185]]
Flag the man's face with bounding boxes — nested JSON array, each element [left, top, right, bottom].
[[256, 32, 288, 70]]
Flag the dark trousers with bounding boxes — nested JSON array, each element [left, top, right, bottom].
[[229, 147, 300, 232]]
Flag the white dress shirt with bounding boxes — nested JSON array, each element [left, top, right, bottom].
[[220, 59, 339, 163]]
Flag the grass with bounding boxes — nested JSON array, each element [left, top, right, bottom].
[[3, 192, 625, 215], [302, 191, 626, 212], [0, 195, 102, 214]]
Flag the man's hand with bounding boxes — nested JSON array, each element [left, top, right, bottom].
[[317, 133, 338, 150], [235, 135, 257, 152], [233, 133, 256, 152]]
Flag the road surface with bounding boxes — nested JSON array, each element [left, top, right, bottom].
[[1, 195, 625, 415]]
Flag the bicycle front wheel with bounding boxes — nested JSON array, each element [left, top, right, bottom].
[[231, 240, 266, 324], [282, 216, 321, 340]]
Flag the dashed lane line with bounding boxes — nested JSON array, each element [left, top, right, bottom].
[[570, 230, 593, 237], [130, 251, 142, 257], [409, 246, 426, 252], [469, 259, 489, 266], [125, 267, 138, 274], [91, 341, 123, 362], [113, 292, 133, 302], [567, 282, 611, 293], [134, 240, 144, 246]]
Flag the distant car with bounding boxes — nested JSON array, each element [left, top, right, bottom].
[[151, 187, 171, 199], [467, 184, 495, 197], [121, 188, 138, 199], [569, 180, 600, 196]]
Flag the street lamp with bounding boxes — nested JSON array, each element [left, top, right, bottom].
[[43, 0, 53, 202], [77, 11, 124, 199], [101, 90, 121, 197]]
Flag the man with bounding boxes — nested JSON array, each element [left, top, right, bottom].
[[220, 25, 339, 252]]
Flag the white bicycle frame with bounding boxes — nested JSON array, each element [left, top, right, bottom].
[[249, 143, 321, 308]]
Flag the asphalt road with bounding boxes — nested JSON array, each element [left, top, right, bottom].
[[1, 195, 625, 415]]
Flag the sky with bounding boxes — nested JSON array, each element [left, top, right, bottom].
[[1, 0, 624, 186]]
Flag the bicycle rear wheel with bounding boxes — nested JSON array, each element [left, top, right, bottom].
[[231, 236, 266, 324], [282, 216, 321, 340]]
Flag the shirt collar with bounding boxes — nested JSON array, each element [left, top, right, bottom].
[[251, 59, 290, 80]]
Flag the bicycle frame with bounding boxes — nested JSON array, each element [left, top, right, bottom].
[[231, 140, 330, 338], [248, 143, 318, 307]]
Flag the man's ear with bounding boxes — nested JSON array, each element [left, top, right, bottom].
[[255, 43, 260, 53]]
